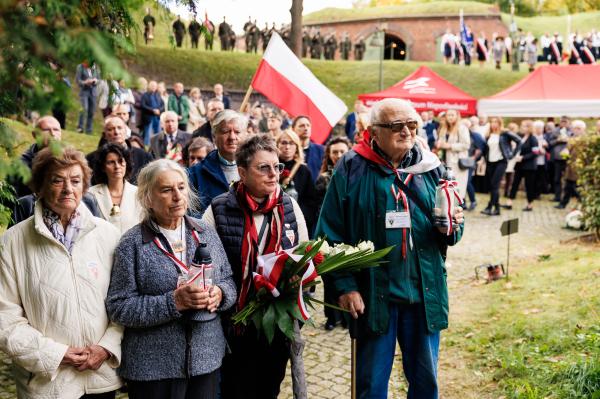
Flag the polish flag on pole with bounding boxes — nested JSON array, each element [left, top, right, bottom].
[[250, 33, 348, 144]]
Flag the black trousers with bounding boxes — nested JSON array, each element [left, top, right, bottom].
[[560, 179, 580, 206], [126, 371, 218, 399], [553, 160, 566, 200], [323, 275, 343, 324], [486, 160, 507, 208], [221, 326, 290, 399], [80, 392, 116, 399], [535, 164, 548, 197], [509, 168, 536, 203]]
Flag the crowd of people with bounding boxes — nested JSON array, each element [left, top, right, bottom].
[[441, 27, 599, 71], [2, 69, 599, 398]]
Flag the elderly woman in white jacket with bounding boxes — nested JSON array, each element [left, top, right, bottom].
[[0, 147, 122, 399], [88, 143, 142, 234]]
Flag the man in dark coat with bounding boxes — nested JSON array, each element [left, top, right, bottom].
[[212, 83, 231, 109], [311, 30, 323, 59], [188, 110, 247, 215], [340, 32, 352, 60], [188, 17, 202, 48], [192, 98, 225, 141], [218, 17, 231, 51], [354, 37, 366, 60], [149, 111, 192, 160], [87, 116, 153, 185], [172, 16, 186, 48], [143, 8, 156, 45], [302, 28, 311, 57]]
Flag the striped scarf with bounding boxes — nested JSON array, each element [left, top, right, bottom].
[[235, 181, 284, 310]]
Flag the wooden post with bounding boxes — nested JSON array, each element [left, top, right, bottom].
[[239, 84, 253, 113]]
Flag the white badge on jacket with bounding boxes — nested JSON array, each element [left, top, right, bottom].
[[385, 211, 411, 229], [286, 230, 296, 246]]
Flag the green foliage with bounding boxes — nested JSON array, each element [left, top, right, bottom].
[[572, 134, 600, 239], [448, 245, 600, 398]]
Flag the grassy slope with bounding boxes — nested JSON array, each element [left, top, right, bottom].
[[446, 243, 600, 398], [303, 1, 499, 23], [503, 11, 600, 38], [1, 118, 99, 156], [128, 46, 527, 108]]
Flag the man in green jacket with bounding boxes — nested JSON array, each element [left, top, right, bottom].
[[167, 82, 190, 131], [315, 98, 464, 399]]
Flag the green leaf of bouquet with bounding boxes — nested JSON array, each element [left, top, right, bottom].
[[289, 238, 325, 277], [274, 301, 295, 340], [307, 296, 350, 312], [262, 304, 277, 344]]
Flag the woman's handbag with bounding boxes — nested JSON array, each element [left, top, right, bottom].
[[458, 157, 476, 170]]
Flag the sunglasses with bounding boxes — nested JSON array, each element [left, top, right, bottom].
[[254, 162, 285, 175], [373, 120, 419, 132]]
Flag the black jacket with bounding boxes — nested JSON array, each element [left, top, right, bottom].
[[192, 122, 213, 141], [515, 135, 539, 171], [281, 159, 318, 237], [485, 131, 522, 162], [149, 130, 192, 159]]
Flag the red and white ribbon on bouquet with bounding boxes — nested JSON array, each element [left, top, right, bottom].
[[439, 179, 463, 236], [254, 249, 319, 321]]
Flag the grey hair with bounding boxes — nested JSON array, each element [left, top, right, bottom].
[[236, 134, 278, 168], [533, 120, 545, 130], [369, 98, 421, 129], [160, 110, 178, 124], [136, 159, 199, 221], [211, 109, 248, 137], [571, 119, 586, 130]]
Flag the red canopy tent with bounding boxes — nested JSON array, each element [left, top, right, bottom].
[[358, 66, 477, 116], [478, 65, 600, 117]]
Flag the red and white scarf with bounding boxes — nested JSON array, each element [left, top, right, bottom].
[[477, 38, 488, 61], [235, 182, 285, 310]]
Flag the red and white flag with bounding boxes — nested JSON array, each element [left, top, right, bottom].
[[251, 33, 348, 144]]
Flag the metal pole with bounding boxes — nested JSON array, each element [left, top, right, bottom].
[[506, 233, 510, 280], [379, 29, 384, 90]]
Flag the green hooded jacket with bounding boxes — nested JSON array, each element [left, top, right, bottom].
[[315, 146, 463, 336]]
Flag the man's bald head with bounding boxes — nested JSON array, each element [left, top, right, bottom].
[[34, 116, 62, 144]]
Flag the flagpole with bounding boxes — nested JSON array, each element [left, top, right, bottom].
[[239, 84, 253, 113]]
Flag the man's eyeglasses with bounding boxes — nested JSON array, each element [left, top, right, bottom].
[[254, 163, 285, 175], [373, 120, 419, 132]]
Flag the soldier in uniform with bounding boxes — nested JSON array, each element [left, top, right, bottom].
[[325, 31, 338, 60], [188, 16, 202, 49], [250, 20, 260, 53], [244, 17, 254, 53], [203, 17, 215, 50], [281, 24, 291, 49], [143, 8, 156, 45], [172, 16, 186, 48], [340, 32, 352, 60], [228, 28, 237, 51], [354, 36, 366, 60], [302, 27, 311, 58], [218, 16, 231, 51], [311, 28, 323, 59], [261, 23, 271, 51]]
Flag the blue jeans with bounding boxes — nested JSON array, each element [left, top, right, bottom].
[[466, 168, 476, 203], [78, 90, 96, 133], [357, 303, 440, 399], [143, 115, 160, 146]]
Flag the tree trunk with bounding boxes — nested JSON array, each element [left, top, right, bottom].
[[290, 0, 303, 57]]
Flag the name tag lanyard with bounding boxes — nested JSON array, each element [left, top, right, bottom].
[[154, 229, 201, 275], [390, 173, 414, 259]]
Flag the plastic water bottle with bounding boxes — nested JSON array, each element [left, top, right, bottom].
[[189, 242, 213, 289]]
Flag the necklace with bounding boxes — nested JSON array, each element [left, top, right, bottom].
[[109, 183, 123, 216], [171, 222, 185, 254]]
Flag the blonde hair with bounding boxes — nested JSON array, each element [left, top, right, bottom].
[[136, 159, 199, 221], [277, 129, 304, 162], [438, 109, 462, 137], [488, 116, 504, 136]]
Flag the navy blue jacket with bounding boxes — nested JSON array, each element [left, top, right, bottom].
[[303, 142, 324, 183], [140, 91, 164, 125], [188, 149, 230, 215]]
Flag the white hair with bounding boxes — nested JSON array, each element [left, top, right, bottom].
[[369, 98, 421, 128], [212, 109, 248, 137], [571, 119, 586, 130], [136, 159, 199, 221], [533, 120, 545, 130], [160, 110, 179, 124]]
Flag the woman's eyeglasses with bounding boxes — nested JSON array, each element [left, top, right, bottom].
[[373, 120, 419, 132], [254, 163, 285, 175]]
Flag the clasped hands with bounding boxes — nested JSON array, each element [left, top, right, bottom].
[[61, 345, 110, 371], [174, 284, 222, 312]]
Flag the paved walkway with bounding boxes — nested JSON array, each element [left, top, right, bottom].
[[0, 196, 580, 399]]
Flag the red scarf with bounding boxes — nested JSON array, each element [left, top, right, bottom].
[[235, 182, 285, 310], [354, 131, 414, 258]]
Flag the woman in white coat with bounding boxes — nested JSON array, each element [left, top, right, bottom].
[[0, 147, 122, 399], [436, 109, 471, 199], [88, 143, 142, 234]]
